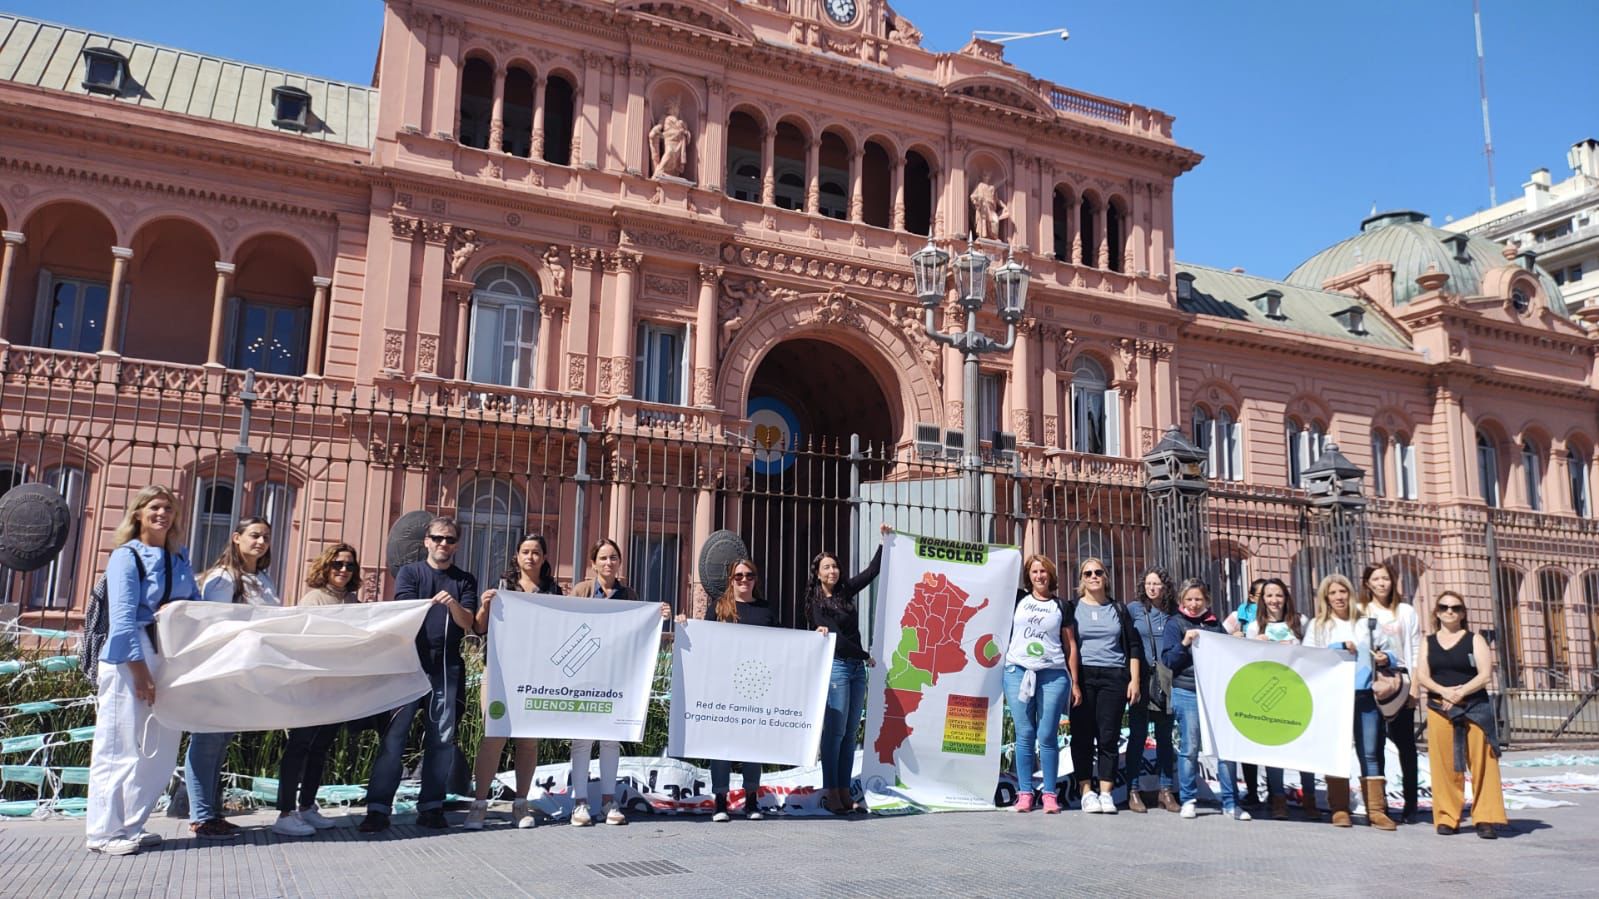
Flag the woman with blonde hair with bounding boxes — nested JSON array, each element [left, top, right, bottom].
[[86, 485, 199, 856], [1067, 557, 1142, 814], [1305, 573, 1398, 830]]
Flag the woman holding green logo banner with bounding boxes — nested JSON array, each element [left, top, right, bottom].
[[1161, 578, 1250, 821], [1243, 578, 1318, 821]]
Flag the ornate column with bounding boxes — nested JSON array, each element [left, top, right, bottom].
[[848, 149, 864, 224], [488, 64, 507, 152], [624, 61, 648, 174], [1095, 202, 1109, 269], [1149, 184, 1170, 277], [701, 78, 726, 193], [1127, 182, 1148, 275], [531, 74, 548, 159], [607, 250, 639, 396], [564, 247, 600, 393], [577, 51, 602, 168], [0, 231, 23, 343], [100, 246, 133, 355], [692, 264, 719, 407], [1037, 164, 1055, 259], [431, 19, 462, 139], [760, 127, 776, 206], [535, 305, 555, 390], [415, 222, 450, 377], [1065, 192, 1080, 266], [401, 9, 428, 132], [306, 275, 332, 376], [204, 262, 235, 366], [941, 297, 963, 428], [382, 214, 419, 373], [890, 158, 905, 231], [1039, 326, 1062, 449], [804, 138, 820, 215], [449, 277, 473, 380], [1010, 318, 1036, 444]]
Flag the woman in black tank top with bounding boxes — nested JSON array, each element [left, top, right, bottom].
[[1415, 591, 1505, 839]]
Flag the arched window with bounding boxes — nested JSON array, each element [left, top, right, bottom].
[[458, 478, 527, 586], [502, 66, 535, 157], [1052, 187, 1072, 263], [816, 131, 849, 219], [1214, 409, 1241, 481], [190, 478, 236, 575], [1106, 199, 1125, 273], [1192, 405, 1212, 468], [1568, 446, 1590, 518], [27, 465, 86, 610], [1583, 570, 1599, 674], [861, 140, 892, 228], [1537, 568, 1569, 674], [725, 111, 762, 202], [903, 151, 933, 236], [1523, 439, 1543, 511], [1078, 195, 1098, 267], [1286, 418, 1326, 488], [458, 57, 494, 150], [1477, 430, 1500, 507], [1493, 564, 1523, 685], [467, 264, 541, 388], [1071, 357, 1118, 455], [1394, 433, 1419, 500], [542, 74, 576, 165], [1371, 430, 1389, 497]]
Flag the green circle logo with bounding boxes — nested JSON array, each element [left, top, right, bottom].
[[1025, 641, 1044, 658], [488, 700, 506, 720], [1223, 661, 1312, 746]]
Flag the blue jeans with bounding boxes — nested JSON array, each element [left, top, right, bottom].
[[1002, 664, 1070, 795], [1354, 690, 1383, 778], [820, 658, 868, 792], [365, 664, 463, 814], [1122, 699, 1176, 792], [184, 731, 233, 822], [1172, 687, 1241, 807]]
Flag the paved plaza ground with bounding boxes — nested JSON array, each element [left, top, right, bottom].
[[3, 750, 1595, 898]]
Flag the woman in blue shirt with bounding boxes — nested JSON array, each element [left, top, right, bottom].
[[85, 485, 198, 857]]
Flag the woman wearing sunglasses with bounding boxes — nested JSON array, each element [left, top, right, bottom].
[[273, 543, 363, 837], [1415, 592, 1505, 839], [1067, 557, 1143, 814], [465, 533, 563, 831]]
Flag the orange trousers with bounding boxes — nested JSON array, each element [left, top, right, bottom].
[[1425, 708, 1507, 827]]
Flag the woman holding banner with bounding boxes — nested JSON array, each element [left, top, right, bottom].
[[272, 543, 363, 838], [1125, 566, 1178, 813], [1361, 561, 1422, 823], [1004, 555, 1081, 813], [86, 485, 200, 857], [1223, 578, 1267, 808], [683, 557, 778, 821], [187, 517, 281, 840], [806, 523, 894, 815], [1305, 573, 1398, 830], [1161, 578, 1250, 821], [1244, 578, 1318, 821], [1415, 591, 1505, 839], [1067, 557, 1142, 815], [565, 538, 671, 827], [465, 533, 562, 831]]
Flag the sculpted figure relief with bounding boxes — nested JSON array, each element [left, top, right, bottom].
[[648, 96, 692, 180], [969, 170, 1010, 240], [448, 228, 483, 278], [542, 244, 567, 296]]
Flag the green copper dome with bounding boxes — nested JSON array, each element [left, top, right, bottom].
[[1286, 210, 1568, 316]]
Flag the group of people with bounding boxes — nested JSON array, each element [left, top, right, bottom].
[[81, 483, 1507, 856], [1001, 557, 1507, 839]]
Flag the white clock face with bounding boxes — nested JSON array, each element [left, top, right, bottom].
[[826, 0, 857, 25]]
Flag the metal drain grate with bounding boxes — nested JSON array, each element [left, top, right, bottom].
[[587, 859, 691, 879]]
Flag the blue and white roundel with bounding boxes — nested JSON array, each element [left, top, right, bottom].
[[747, 396, 800, 475]]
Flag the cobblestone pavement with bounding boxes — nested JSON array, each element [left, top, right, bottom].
[[4, 751, 1595, 898]]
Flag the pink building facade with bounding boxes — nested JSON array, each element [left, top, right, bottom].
[[0, 4, 1595, 701]]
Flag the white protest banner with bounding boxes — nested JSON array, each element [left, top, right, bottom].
[[1193, 631, 1356, 775], [668, 619, 833, 767], [153, 599, 434, 732], [862, 533, 1020, 812], [484, 591, 664, 740]]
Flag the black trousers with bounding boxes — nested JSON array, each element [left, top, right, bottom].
[[1380, 703, 1420, 812], [276, 722, 341, 813], [1069, 665, 1130, 785]]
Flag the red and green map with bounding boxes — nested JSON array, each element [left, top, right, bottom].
[[873, 571, 992, 763]]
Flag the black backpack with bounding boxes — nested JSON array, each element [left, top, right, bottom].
[[80, 546, 173, 687]]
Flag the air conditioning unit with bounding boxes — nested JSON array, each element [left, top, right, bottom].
[[992, 430, 1017, 463], [914, 423, 943, 459], [942, 429, 964, 461]]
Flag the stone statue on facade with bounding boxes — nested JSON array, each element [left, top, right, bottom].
[[448, 228, 483, 278], [542, 244, 567, 296], [969, 170, 1009, 241], [649, 96, 691, 181]]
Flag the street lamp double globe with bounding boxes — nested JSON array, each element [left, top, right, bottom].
[[909, 236, 1032, 542]]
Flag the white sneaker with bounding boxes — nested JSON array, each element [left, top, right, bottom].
[[86, 838, 140, 856], [513, 798, 536, 829], [1080, 792, 1102, 814], [1225, 805, 1253, 821], [272, 813, 317, 837], [746, 810, 764, 821], [134, 831, 162, 848], [1180, 801, 1198, 819], [712, 811, 731, 823], [297, 806, 336, 830], [605, 804, 628, 826], [463, 799, 488, 831], [1099, 793, 1118, 815], [570, 803, 594, 827]]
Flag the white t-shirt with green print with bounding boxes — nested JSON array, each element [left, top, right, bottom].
[[1005, 595, 1066, 669]]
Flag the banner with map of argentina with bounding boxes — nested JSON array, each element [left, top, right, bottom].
[[862, 533, 1020, 812]]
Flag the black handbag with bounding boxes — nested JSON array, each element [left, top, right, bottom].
[[1142, 605, 1172, 714]]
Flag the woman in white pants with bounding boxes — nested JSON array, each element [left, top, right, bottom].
[[86, 485, 198, 856]]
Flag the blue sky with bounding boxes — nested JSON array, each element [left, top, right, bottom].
[[12, 0, 1596, 278]]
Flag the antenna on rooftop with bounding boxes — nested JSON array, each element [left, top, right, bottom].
[[972, 28, 1070, 44], [1473, 0, 1497, 207]]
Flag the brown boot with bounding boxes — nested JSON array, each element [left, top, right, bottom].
[[1269, 795, 1288, 820], [1362, 778, 1398, 831], [1327, 777, 1352, 827], [1157, 789, 1180, 813], [1127, 789, 1147, 813]]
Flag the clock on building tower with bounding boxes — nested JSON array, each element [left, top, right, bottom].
[[825, 0, 857, 26]]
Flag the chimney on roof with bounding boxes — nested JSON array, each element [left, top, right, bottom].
[[1525, 168, 1553, 211], [1571, 139, 1599, 183]]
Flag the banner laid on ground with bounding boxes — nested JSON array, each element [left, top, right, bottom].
[[861, 532, 1020, 812], [1193, 631, 1356, 775], [484, 591, 664, 740], [668, 619, 833, 767], [152, 599, 435, 732]]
